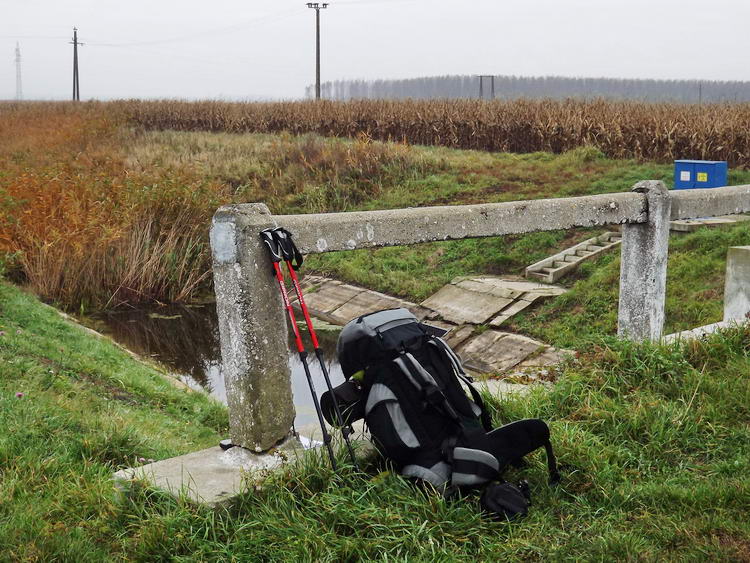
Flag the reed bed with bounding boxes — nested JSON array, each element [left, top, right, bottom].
[[0, 102, 229, 310], [0, 103, 433, 309]]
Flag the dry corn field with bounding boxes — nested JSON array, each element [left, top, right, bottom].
[[119, 98, 750, 168]]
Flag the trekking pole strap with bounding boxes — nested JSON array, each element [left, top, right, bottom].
[[272, 228, 304, 270], [260, 229, 283, 263]]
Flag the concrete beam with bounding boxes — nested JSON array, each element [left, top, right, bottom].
[[724, 246, 750, 322], [618, 181, 672, 341], [210, 204, 294, 452], [271, 192, 647, 255], [670, 184, 750, 220]]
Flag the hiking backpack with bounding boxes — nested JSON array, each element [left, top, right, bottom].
[[323, 308, 560, 489]]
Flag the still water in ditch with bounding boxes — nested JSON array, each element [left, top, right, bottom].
[[93, 303, 344, 430]]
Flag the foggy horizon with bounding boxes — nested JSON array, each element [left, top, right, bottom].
[[4, 0, 750, 101]]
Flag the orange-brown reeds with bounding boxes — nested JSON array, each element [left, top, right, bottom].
[[0, 102, 229, 311]]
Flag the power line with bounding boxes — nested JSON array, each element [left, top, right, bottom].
[[15, 42, 22, 100], [85, 8, 298, 48], [307, 3, 329, 101], [0, 35, 68, 40]]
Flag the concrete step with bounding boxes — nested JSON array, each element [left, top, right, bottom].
[[302, 277, 433, 325], [420, 276, 566, 327], [669, 214, 750, 233], [525, 231, 622, 283], [526, 271, 549, 282], [458, 330, 571, 375]]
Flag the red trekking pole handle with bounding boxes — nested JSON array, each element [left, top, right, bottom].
[[261, 229, 305, 353]]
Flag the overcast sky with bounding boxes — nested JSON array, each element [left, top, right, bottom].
[[3, 0, 749, 101]]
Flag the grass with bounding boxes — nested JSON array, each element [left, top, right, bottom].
[[127, 128, 683, 302], [509, 221, 750, 349], [0, 282, 226, 559], [3, 101, 750, 559], [2, 282, 750, 560], [4, 102, 750, 320]]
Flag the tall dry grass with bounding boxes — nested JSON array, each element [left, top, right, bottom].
[[0, 102, 434, 309], [0, 102, 229, 310], [118, 98, 750, 168], [127, 130, 442, 213]]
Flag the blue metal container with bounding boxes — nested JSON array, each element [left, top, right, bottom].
[[674, 160, 728, 189]]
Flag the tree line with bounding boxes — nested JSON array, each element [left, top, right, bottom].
[[306, 75, 750, 103]]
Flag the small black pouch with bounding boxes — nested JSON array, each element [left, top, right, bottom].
[[320, 380, 365, 426], [480, 481, 531, 521]]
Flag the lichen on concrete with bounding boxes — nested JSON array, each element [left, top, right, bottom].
[[617, 181, 672, 341], [724, 246, 750, 322], [211, 204, 295, 452]]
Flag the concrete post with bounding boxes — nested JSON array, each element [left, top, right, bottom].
[[617, 181, 672, 341], [209, 203, 294, 452], [723, 246, 750, 322]]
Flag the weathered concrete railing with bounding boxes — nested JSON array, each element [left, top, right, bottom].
[[209, 181, 750, 451]]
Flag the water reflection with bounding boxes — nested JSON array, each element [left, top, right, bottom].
[[94, 303, 344, 428]]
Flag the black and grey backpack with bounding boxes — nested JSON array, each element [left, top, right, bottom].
[[323, 308, 560, 491]]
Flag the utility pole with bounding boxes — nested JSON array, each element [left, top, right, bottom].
[[15, 42, 22, 101], [70, 27, 83, 101], [477, 75, 495, 99], [307, 3, 328, 100]]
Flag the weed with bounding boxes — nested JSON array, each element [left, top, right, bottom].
[[2, 283, 750, 560], [0, 103, 229, 310]]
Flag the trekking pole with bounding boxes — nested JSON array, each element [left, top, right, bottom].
[[271, 227, 360, 471], [260, 229, 338, 471]]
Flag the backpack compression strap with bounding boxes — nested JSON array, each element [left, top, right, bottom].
[[394, 353, 461, 423], [394, 352, 486, 448], [429, 337, 493, 432]]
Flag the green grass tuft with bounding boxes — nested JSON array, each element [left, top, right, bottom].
[[2, 283, 750, 559]]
